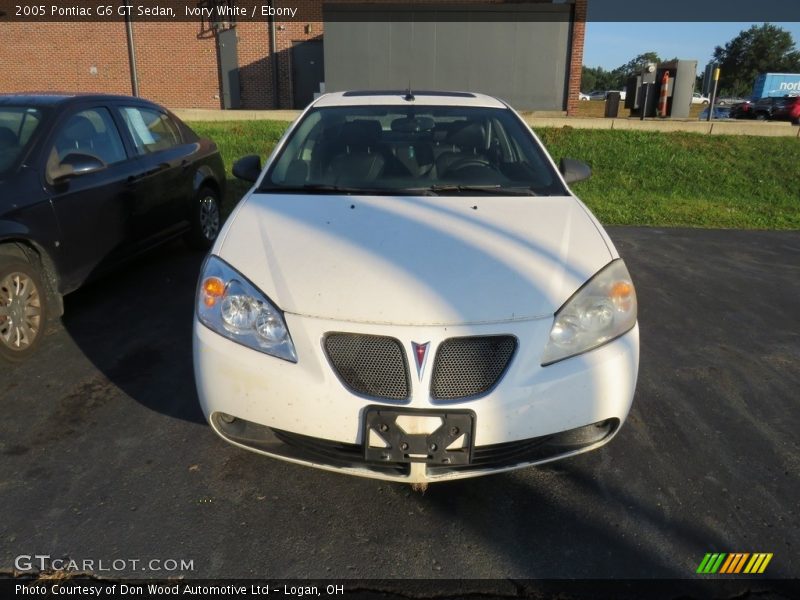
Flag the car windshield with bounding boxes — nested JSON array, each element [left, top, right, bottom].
[[0, 107, 45, 178], [262, 105, 567, 196]]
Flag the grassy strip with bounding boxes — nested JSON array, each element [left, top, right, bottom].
[[536, 127, 800, 229], [190, 120, 800, 230]]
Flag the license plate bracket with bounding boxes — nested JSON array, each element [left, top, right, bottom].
[[363, 407, 475, 465]]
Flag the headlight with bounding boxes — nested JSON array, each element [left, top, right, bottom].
[[196, 255, 297, 362], [541, 259, 637, 365]]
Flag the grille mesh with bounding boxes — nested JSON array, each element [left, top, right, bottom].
[[324, 333, 409, 400], [431, 336, 516, 400]]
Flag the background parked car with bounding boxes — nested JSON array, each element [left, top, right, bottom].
[[588, 90, 607, 101], [751, 96, 800, 123], [692, 93, 710, 105], [716, 96, 748, 106], [578, 92, 590, 101], [698, 105, 732, 120], [729, 101, 755, 119], [0, 93, 226, 361]]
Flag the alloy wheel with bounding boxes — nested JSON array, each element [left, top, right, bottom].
[[0, 272, 42, 351]]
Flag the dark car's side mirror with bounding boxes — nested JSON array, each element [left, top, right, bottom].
[[51, 153, 106, 182], [559, 158, 592, 184], [232, 155, 262, 183]]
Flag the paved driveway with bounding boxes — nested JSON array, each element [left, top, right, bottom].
[[2, 227, 798, 581]]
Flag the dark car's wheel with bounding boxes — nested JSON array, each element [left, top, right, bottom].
[[186, 186, 221, 250], [0, 258, 49, 362], [755, 113, 767, 121]]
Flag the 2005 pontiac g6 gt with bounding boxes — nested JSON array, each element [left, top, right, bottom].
[[193, 91, 639, 485]]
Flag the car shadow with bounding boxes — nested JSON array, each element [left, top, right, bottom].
[[59, 240, 207, 424]]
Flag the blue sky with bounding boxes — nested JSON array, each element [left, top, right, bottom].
[[583, 22, 800, 72]]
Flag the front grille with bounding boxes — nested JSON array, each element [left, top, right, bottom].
[[427, 418, 619, 474], [272, 429, 410, 475], [430, 335, 517, 400], [324, 333, 410, 401]]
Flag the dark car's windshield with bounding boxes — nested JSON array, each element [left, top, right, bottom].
[[262, 105, 567, 196], [0, 107, 45, 178]]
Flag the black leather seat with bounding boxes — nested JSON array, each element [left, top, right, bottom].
[[326, 120, 385, 184], [55, 115, 100, 161], [434, 122, 487, 177]]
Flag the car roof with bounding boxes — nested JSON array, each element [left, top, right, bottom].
[[312, 90, 508, 109], [0, 92, 161, 108]]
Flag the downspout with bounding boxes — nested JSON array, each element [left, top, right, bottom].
[[268, 1, 280, 108], [124, 0, 139, 96]]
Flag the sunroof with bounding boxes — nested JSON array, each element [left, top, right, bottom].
[[342, 90, 476, 98]]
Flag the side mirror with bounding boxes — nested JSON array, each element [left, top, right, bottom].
[[559, 158, 592, 184], [51, 153, 106, 182], [232, 155, 262, 183]]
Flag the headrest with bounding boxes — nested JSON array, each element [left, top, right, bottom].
[[0, 126, 18, 147], [340, 120, 382, 146], [62, 115, 96, 141], [447, 122, 485, 149]]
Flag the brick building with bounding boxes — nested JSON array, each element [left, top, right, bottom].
[[0, 0, 586, 114]]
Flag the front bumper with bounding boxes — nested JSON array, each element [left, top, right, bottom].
[[193, 314, 639, 483]]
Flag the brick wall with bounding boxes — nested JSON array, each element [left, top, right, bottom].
[[0, 1, 586, 112], [566, 0, 587, 115], [131, 21, 221, 108], [1, 22, 131, 96]]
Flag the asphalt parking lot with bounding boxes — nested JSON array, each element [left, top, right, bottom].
[[2, 227, 798, 582]]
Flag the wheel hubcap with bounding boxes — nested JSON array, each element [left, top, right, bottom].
[[0, 272, 42, 351], [199, 196, 220, 240]]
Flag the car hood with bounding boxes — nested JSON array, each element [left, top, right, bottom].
[[218, 193, 614, 326]]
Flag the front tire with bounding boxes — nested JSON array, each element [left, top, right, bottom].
[[0, 258, 49, 362], [186, 186, 222, 250]]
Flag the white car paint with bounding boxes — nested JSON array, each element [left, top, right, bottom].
[[217, 193, 612, 325], [193, 91, 640, 484]]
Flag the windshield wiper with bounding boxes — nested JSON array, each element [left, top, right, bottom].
[[427, 184, 538, 196], [258, 184, 436, 196]]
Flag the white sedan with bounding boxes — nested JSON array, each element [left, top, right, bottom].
[[193, 91, 640, 485]]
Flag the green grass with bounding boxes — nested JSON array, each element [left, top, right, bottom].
[[191, 120, 287, 214], [536, 127, 800, 229], [190, 120, 800, 230]]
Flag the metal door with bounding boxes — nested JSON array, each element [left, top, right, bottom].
[[218, 28, 241, 109], [291, 40, 324, 109]]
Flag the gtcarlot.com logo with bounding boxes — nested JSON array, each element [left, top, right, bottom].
[[15, 554, 195, 573], [697, 552, 773, 574]]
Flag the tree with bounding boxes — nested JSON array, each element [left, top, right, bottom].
[[713, 23, 800, 96], [618, 52, 662, 77], [581, 65, 617, 92], [582, 52, 662, 92]]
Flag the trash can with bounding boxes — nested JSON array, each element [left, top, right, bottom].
[[605, 92, 621, 118]]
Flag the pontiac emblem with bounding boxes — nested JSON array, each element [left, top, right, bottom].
[[411, 342, 430, 380]]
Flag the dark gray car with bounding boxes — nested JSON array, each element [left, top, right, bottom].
[[0, 93, 226, 361]]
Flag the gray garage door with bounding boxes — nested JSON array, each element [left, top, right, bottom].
[[322, 3, 572, 110]]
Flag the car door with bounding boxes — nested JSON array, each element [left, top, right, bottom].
[[114, 104, 194, 241], [43, 105, 141, 291]]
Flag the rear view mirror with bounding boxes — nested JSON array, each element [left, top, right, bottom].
[[391, 116, 435, 133], [232, 155, 262, 182], [559, 158, 592, 184], [51, 152, 106, 182]]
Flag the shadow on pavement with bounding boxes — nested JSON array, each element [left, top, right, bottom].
[[59, 241, 207, 424]]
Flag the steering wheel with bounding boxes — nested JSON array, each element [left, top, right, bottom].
[[445, 157, 493, 175]]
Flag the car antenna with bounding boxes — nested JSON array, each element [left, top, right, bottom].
[[404, 81, 415, 102]]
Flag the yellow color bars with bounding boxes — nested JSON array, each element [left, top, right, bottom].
[[718, 553, 773, 574]]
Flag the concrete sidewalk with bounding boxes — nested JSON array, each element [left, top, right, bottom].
[[174, 107, 800, 137]]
